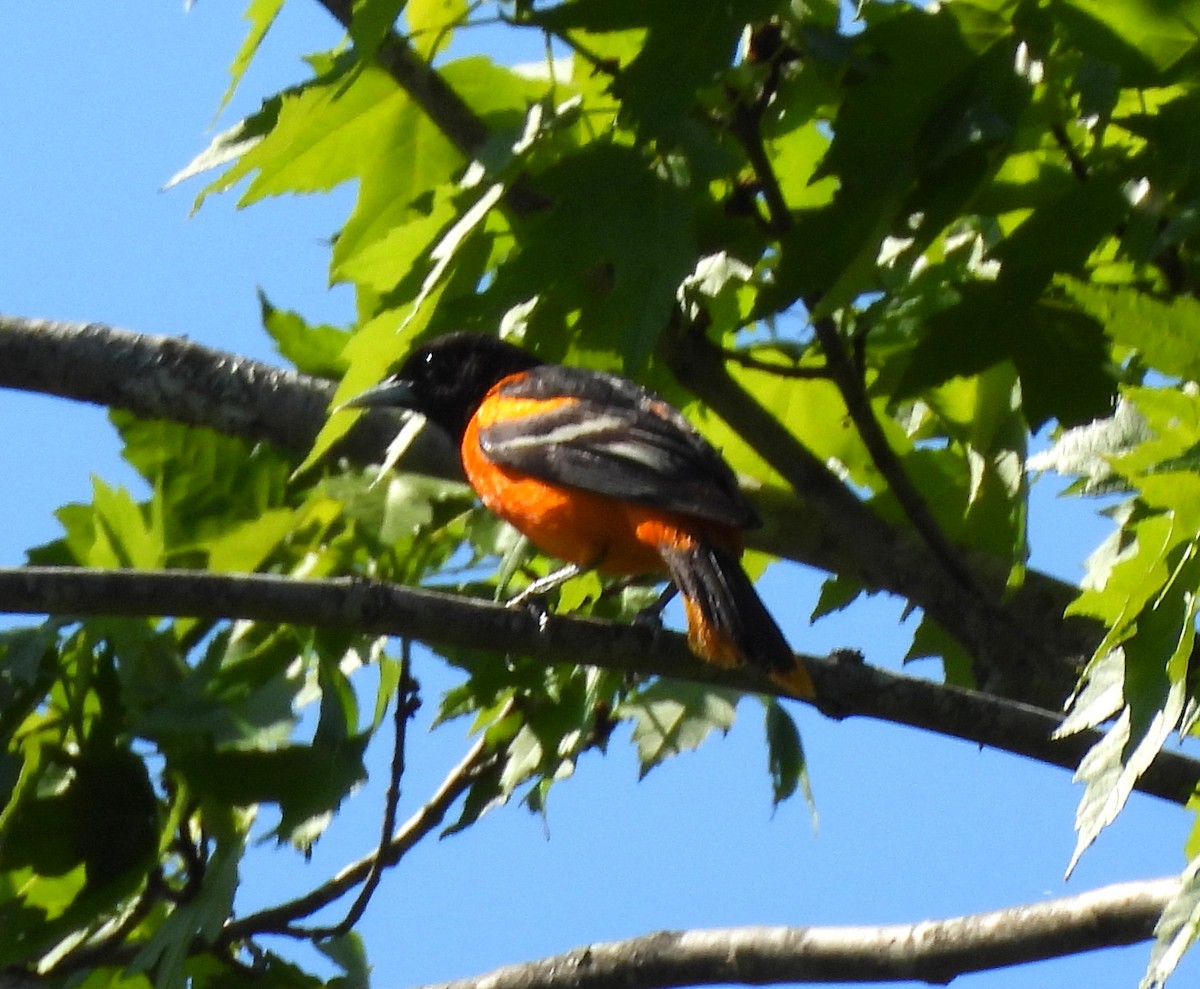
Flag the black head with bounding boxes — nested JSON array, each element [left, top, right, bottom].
[[344, 333, 543, 440]]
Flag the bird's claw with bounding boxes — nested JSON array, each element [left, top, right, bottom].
[[508, 591, 552, 632]]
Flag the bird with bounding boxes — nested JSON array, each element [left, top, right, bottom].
[[343, 332, 815, 700]]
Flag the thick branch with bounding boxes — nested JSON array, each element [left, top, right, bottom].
[[0, 314, 458, 478], [1, 566, 1197, 805], [415, 877, 1179, 989]]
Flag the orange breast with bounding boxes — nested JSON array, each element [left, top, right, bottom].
[[461, 394, 739, 575]]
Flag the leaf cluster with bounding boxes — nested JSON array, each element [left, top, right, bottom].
[[9, 0, 1200, 986]]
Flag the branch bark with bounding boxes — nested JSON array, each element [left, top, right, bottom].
[[0, 314, 458, 478], [1, 565, 1197, 805], [413, 877, 1179, 989]]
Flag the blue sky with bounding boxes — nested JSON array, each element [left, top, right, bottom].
[[2, 5, 1198, 988]]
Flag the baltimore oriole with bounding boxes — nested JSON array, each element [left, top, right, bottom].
[[345, 333, 814, 700]]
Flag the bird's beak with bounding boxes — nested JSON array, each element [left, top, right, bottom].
[[336, 378, 417, 413]]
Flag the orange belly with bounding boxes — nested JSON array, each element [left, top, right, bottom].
[[461, 415, 738, 574]]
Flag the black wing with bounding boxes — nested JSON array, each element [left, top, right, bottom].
[[478, 364, 758, 529]]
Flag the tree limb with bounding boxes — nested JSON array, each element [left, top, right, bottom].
[[0, 314, 459, 479], [0, 313, 1098, 698], [413, 877, 1180, 989], [297, 646, 420, 941], [1, 566, 1197, 805]]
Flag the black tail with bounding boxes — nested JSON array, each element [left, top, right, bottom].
[[660, 540, 814, 698]]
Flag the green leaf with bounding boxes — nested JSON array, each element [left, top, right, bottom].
[[529, 0, 777, 142], [1028, 397, 1147, 495], [0, 740, 160, 968], [166, 99, 280, 201], [204, 508, 297, 573], [1065, 541, 1200, 875], [1143, 855, 1200, 989], [259, 290, 351, 378], [407, 0, 467, 60], [131, 803, 247, 988], [905, 614, 975, 687], [1056, 646, 1125, 738], [1061, 279, 1200, 381], [107, 412, 292, 556], [763, 5, 1004, 315], [205, 58, 409, 207], [299, 273, 454, 475], [173, 737, 369, 843], [332, 55, 553, 290], [1010, 300, 1115, 431], [1057, 0, 1200, 80], [348, 0, 407, 62], [810, 574, 864, 622], [617, 681, 739, 776], [485, 143, 696, 371], [763, 698, 812, 813], [317, 931, 371, 989], [90, 479, 165, 570], [0, 624, 60, 740], [217, 0, 288, 117], [441, 756, 507, 836]]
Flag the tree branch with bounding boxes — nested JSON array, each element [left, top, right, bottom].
[[0, 314, 459, 479], [0, 314, 1090, 666], [0, 312, 1108, 712], [807, 314, 988, 601], [723, 99, 1006, 656], [1, 566, 1197, 805], [414, 877, 1180, 989]]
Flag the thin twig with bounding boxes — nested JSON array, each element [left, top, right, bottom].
[[720, 92, 993, 606], [719, 347, 832, 380], [297, 643, 421, 940], [221, 729, 497, 942], [1051, 122, 1089, 183], [665, 332, 1079, 702], [809, 313, 990, 599]]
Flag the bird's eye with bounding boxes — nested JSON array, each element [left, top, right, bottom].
[[423, 351, 459, 389]]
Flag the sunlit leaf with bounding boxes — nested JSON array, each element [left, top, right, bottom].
[[618, 681, 739, 776]]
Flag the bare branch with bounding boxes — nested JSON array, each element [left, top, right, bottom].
[[721, 95, 998, 634], [807, 313, 989, 604], [0, 314, 459, 478], [414, 877, 1179, 989], [1, 565, 1197, 805]]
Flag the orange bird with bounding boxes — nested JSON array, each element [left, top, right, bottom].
[[346, 333, 814, 699]]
